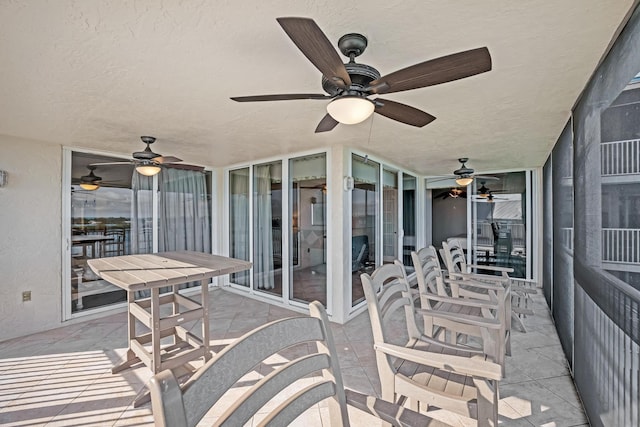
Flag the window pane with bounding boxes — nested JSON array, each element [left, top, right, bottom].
[[402, 174, 417, 268], [230, 167, 250, 287], [289, 154, 327, 306], [472, 171, 528, 278], [382, 169, 398, 264], [253, 161, 283, 297], [70, 152, 132, 313], [351, 154, 379, 306]]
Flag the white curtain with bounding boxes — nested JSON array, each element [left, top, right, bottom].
[[158, 168, 211, 254], [230, 170, 250, 286], [131, 168, 210, 296], [131, 172, 153, 254], [254, 164, 274, 289]]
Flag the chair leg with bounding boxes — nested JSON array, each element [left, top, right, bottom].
[[474, 378, 498, 427]]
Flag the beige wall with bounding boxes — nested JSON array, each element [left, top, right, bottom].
[[0, 135, 63, 342]]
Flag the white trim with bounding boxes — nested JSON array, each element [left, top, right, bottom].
[[62, 148, 73, 321], [526, 170, 533, 280]]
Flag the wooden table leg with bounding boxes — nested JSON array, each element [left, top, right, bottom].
[[151, 287, 161, 374], [201, 279, 211, 361], [112, 290, 141, 374]]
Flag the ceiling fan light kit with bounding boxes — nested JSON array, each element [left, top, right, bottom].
[[135, 162, 162, 176], [79, 182, 99, 191], [79, 166, 102, 190], [326, 95, 375, 124], [455, 176, 473, 186]]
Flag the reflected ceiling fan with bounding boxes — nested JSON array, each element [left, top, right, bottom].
[[91, 136, 204, 176], [476, 180, 505, 198], [231, 17, 491, 133], [73, 166, 102, 191], [434, 187, 466, 199], [430, 158, 499, 187], [72, 166, 126, 191], [473, 191, 507, 203]]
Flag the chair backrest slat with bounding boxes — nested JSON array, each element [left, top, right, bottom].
[[181, 316, 327, 426], [257, 380, 336, 427], [217, 353, 332, 427], [412, 246, 448, 297]]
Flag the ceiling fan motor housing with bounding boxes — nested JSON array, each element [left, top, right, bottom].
[[322, 63, 380, 95], [133, 136, 160, 160]]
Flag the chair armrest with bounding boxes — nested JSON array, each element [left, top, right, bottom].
[[417, 307, 502, 329], [374, 342, 502, 381], [420, 293, 500, 310], [446, 277, 506, 292], [345, 389, 451, 427], [149, 370, 188, 427], [468, 264, 514, 274], [447, 271, 509, 284], [415, 333, 485, 354]]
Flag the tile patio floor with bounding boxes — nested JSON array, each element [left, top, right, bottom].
[[0, 288, 588, 426]]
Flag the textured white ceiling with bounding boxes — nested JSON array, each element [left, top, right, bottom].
[[0, 0, 635, 175]]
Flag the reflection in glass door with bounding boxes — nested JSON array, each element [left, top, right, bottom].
[[402, 174, 417, 269], [471, 171, 529, 278], [351, 154, 379, 306], [253, 161, 283, 297], [289, 154, 327, 306], [383, 169, 398, 264], [230, 167, 250, 287], [70, 152, 133, 313]]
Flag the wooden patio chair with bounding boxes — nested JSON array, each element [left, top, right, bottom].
[[361, 263, 502, 426], [441, 239, 535, 332], [410, 247, 510, 374], [149, 301, 450, 427]]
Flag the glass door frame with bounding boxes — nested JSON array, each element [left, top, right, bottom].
[[224, 150, 332, 314], [468, 169, 536, 281], [62, 147, 213, 321], [62, 147, 146, 320], [348, 150, 422, 313]]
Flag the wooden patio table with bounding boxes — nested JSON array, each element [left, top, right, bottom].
[[88, 251, 251, 406]]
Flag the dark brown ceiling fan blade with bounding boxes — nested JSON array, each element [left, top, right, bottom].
[[374, 98, 436, 127], [231, 94, 332, 102], [89, 161, 133, 167], [276, 17, 351, 88], [315, 113, 339, 133], [153, 155, 182, 164], [164, 163, 205, 172], [368, 47, 491, 94]]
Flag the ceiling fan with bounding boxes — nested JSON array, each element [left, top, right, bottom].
[[91, 136, 204, 176], [473, 191, 508, 203], [429, 158, 501, 187], [74, 166, 102, 191], [434, 187, 466, 199], [231, 17, 491, 133], [476, 180, 505, 197]]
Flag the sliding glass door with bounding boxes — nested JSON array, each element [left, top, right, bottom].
[[229, 167, 250, 287], [67, 150, 212, 318], [253, 161, 283, 297], [351, 154, 379, 306], [382, 168, 398, 264], [470, 171, 530, 278], [69, 152, 133, 314], [289, 154, 327, 306], [229, 155, 326, 306], [402, 174, 417, 268]]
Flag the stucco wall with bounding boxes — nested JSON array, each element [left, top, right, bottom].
[[0, 135, 63, 342]]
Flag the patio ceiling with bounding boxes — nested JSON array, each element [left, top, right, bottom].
[[0, 1, 635, 176]]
